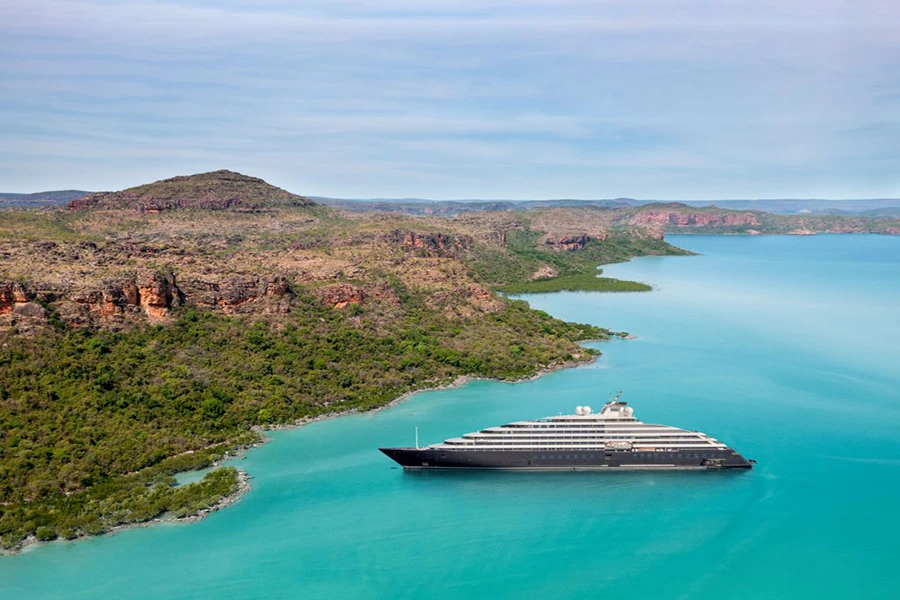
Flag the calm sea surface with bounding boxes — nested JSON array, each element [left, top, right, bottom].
[[4, 235, 900, 599]]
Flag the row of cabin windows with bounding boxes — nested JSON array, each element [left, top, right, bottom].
[[528, 452, 725, 460], [497, 421, 636, 430], [457, 440, 712, 446], [474, 431, 701, 440], [467, 437, 702, 441]]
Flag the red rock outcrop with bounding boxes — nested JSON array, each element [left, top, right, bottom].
[[0, 284, 49, 335], [138, 271, 181, 320], [427, 284, 502, 318], [315, 283, 365, 309], [383, 230, 471, 257], [530, 264, 559, 280], [1, 271, 301, 329], [122, 282, 139, 305], [182, 275, 292, 313], [629, 210, 760, 229], [544, 234, 593, 251], [312, 282, 400, 309], [0, 283, 28, 314], [467, 285, 502, 312]]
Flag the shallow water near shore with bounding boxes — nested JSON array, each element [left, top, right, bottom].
[[3, 234, 900, 599]]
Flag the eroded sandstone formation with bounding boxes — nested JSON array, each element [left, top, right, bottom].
[[313, 282, 401, 309], [0, 270, 311, 333], [544, 234, 593, 252], [2, 272, 181, 332], [628, 210, 760, 228], [530, 265, 559, 280], [382, 230, 472, 257], [180, 275, 292, 313]]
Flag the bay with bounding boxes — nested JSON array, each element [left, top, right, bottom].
[[3, 234, 899, 599]]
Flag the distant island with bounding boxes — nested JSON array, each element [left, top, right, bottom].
[[2, 170, 898, 552]]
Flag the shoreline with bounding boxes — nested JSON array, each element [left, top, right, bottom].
[[5, 340, 606, 557], [6, 471, 252, 557], [258, 345, 604, 433]]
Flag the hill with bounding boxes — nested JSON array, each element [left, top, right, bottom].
[[67, 170, 314, 212]]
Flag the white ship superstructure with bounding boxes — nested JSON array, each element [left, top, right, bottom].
[[429, 401, 727, 453]]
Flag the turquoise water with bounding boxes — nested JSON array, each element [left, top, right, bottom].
[[4, 234, 900, 599]]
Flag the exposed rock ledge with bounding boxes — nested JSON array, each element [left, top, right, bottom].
[[0, 272, 296, 332]]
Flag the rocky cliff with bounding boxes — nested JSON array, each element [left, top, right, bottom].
[[0, 270, 309, 332], [628, 208, 761, 228]]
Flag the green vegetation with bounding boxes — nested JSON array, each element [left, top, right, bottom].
[[0, 291, 605, 550], [498, 272, 651, 294], [0, 210, 87, 242], [0, 443, 248, 551], [0, 188, 702, 552], [466, 231, 690, 293]]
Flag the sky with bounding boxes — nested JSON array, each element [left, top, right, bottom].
[[1, 1, 898, 199]]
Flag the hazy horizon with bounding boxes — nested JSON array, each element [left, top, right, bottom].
[[2, 1, 898, 199]]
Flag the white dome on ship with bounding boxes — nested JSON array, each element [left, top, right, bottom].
[[575, 406, 584, 415], [583, 406, 591, 415]]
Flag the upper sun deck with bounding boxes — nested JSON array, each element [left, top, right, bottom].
[[484, 401, 639, 429], [426, 399, 722, 450], [544, 400, 636, 422]]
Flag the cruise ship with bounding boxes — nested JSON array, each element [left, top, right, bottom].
[[380, 398, 753, 470]]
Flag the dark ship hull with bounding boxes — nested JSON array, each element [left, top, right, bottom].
[[380, 447, 753, 470]]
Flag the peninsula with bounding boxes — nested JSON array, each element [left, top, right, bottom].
[[0, 170, 687, 551]]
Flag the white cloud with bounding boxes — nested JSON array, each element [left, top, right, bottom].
[[0, 0, 897, 197]]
